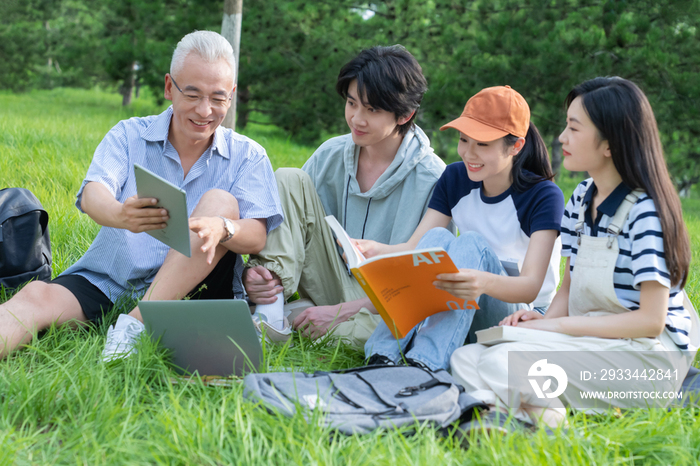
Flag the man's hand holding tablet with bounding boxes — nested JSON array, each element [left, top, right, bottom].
[[117, 195, 169, 233], [133, 163, 192, 257]]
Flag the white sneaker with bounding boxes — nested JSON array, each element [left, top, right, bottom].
[[252, 312, 293, 345], [102, 314, 145, 362]]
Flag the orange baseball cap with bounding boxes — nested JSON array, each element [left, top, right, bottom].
[[440, 85, 530, 140]]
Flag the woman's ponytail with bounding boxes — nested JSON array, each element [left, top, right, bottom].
[[504, 122, 554, 192]]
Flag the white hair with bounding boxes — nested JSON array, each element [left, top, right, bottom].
[[170, 30, 236, 78]]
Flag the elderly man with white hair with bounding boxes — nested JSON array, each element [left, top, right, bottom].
[[0, 31, 283, 361]]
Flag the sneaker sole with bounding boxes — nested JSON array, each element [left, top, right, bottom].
[[253, 317, 293, 345]]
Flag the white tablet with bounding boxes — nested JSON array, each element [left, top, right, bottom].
[[133, 163, 191, 257]]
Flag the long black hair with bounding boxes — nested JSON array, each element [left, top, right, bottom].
[[503, 122, 554, 192], [566, 77, 690, 288]]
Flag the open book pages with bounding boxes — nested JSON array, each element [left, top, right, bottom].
[[325, 215, 452, 266], [324, 214, 479, 339], [325, 215, 366, 268]]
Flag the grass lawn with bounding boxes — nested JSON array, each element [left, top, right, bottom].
[[1, 88, 700, 464]]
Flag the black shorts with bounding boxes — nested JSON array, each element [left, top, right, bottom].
[[51, 251, 237, 321]]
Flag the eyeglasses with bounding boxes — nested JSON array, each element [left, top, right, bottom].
[[170, 76, 235, 108]]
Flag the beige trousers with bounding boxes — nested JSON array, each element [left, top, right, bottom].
[[247, 168, 381, 347], [450, 190, 697, 421], [451, 333, 688, 422]]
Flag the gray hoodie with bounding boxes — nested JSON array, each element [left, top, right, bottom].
[[302, 125, 446, 245]]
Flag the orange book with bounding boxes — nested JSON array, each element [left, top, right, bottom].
[[325, 215, 479, 339]]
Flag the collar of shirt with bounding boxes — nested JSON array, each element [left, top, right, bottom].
[[138, 106, 228, 160], [583, 181, 633, 235]]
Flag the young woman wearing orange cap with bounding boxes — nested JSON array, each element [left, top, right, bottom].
[[357, 85, 565, 371], [451, 77, 698, 430]]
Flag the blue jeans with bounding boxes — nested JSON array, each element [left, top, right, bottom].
[[364, 228, 520, 371]]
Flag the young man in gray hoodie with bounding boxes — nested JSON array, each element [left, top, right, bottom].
[[244, 46, 447, 346]]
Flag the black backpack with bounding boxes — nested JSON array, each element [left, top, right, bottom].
[[0, 188, 52, 290]]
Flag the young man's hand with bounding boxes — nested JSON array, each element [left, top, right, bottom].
[[353, 239, 391, 259], [293, 303, 356, 339], [243, 266, 283, 304], [118, 195, 169, 233]]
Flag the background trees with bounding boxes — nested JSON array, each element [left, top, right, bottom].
[[2, 0, 699, 191], [235, 0, 700, 188]]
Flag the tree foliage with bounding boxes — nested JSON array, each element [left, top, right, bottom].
[[236, 1, 370, 141], [237, 0, 700, 191], [0, 0, 222, 99], [2, 0, 699, 191], [98, 0, 223, 105]]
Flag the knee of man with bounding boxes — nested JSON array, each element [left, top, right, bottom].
[[275, 167, 313, 191], [195, 189, 240, 219], [16, 280, 54, 307]]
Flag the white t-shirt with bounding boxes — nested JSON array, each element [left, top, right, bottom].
[[429, 162, 564, 308]]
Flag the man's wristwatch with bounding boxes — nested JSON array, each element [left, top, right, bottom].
[[218, 216, 235, 243]]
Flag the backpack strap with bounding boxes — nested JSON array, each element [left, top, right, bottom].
[[394, 367, 463, 397], [397, 376, 448, 397], [325, 363, 396, 375], [327, 365, 461, 398]]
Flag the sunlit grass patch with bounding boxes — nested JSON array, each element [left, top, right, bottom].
[[1, 88, 699, 464]]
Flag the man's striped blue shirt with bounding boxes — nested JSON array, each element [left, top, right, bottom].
[[61, 106, 283, 302]]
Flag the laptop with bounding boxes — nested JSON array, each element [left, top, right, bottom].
[[140, 299, 263, 376], [133, 163, 191, 257]]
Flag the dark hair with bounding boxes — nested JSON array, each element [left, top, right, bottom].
[[566, 77, 690, 288], [336, 45, 428, 136], [503, 122, 554, 191]]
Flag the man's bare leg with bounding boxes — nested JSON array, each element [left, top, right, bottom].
[[0, 281, 87, 357], [128, 189, 240, 322]]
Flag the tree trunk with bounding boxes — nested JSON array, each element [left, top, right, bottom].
[[45, 21, 52, 71], [551, 135, 562, 180], [237, 87, 250, 129], [121, 61, 136, 106], [221, 0, 242, 130]]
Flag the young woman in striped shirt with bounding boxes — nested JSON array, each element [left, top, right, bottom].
[[451, 77, 699, 429]]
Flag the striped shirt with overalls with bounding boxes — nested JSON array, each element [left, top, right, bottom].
[[561, 179, 691, 350]]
